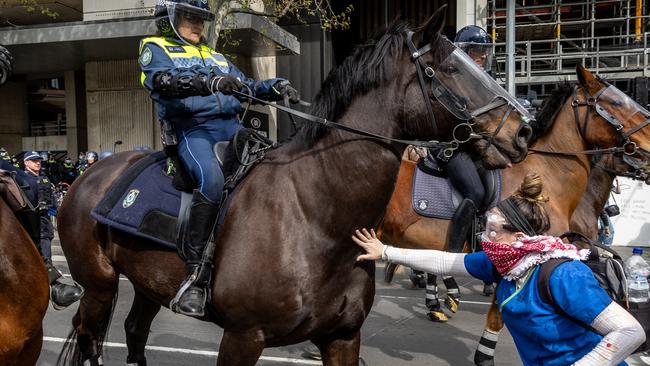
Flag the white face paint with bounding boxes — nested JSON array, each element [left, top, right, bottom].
[[482, 208, 512, 243]]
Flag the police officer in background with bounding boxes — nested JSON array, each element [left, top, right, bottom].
[[61, 157, 77, 185], [0, 147, 10, 162], [77, 150, 97, 176], [1, 152, 84, 308], [139, 0, 299, 317]]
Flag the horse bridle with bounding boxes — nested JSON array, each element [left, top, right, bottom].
[[405, 30, 519, 160], [571, 84, 650, 179]]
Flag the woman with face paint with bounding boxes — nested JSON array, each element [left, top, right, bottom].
[[354, 173, 645, 366]]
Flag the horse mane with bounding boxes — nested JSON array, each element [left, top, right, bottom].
[[530, 81, 575, 141], [291, 22, 411, 147]]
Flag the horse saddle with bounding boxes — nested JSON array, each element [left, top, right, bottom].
[[90, 129, 273, 249], [412, 158, 501, 220]]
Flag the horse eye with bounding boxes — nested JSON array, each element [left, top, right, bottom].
[[611, 100, 622, 107]]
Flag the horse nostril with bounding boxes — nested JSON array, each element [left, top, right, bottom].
[[517, 125, 533, 144]]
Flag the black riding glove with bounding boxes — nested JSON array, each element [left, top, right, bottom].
[[273, 80, 300, 104], [212, 76, 244, 95]]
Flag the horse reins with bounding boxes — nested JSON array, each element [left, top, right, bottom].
[[529, 84, 650, 179]]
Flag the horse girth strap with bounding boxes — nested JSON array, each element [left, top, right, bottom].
[[231, 91, 445, 149], [405, 30, 438, 138]]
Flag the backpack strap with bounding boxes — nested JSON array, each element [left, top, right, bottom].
[[538, 258, 572, 308]]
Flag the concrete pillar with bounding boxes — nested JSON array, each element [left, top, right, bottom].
[[0, 81, 27, 154], [456, 0, 489, 30], [65, 70, 87, 159]]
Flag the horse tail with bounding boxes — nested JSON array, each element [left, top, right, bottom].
[[56, 294, 119, 366]]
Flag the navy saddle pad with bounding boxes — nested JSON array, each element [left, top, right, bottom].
[[91, 151, 181, 250], [412, 161, 502, 220]]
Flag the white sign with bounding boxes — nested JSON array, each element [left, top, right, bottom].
[[610, 177, 650, 247]]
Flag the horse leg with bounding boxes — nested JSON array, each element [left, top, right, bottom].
[[442, 276, 460, 313], [315, 330, 362, 366], [425, 274, 448, 322], [124, 289, 161, 366], [215, 330, 265, 365], [474, 296, 504, 366]]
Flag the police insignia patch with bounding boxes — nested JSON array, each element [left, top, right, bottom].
[[140, 47, 153, 66], [122, 189, 140, 208]]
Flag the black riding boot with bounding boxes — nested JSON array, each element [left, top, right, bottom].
[[447, 198, 477, 253], [174, 190, 220, 317], [46, 261, 84, 310]]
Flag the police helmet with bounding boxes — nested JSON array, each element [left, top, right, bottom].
[[155, 0, 214, 44], [454, 25, 493, 72], [0, 147, 7, 158], [86, 151, 98, 163], [99, 151, 113, 160], [0, 45, 13, 86], [40, 151, 49, 161]]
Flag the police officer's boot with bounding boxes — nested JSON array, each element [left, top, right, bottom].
[[447, 198, 477, 253], [46, 261, 84, 310], [174, 190, 219, 317]]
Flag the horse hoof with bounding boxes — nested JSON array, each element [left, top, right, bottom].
[[427, 310, 449, 322], [474, 353, 495, 366], [302, 345, 322, 360], [445, 295, 459, 313]]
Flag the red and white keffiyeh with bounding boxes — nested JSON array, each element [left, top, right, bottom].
[[482, 235, 590, 280]]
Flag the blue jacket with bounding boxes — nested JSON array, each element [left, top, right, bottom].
[[138, 36, 283, 130], [464, 252, 622, 366]]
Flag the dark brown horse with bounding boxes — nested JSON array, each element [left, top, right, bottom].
[[55, 11, 534, 366], [0, 195, 49, 365], [379, 65, 650, 365]]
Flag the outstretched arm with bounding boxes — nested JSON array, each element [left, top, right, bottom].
[[352, 228, 471, 277], [574, 302, 645, 365]]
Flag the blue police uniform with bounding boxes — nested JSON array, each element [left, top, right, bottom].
[[464, 252, 621, 366], [139, 36, 282, 201]]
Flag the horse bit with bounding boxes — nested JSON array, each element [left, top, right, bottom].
[[572, 84, 650, 180]]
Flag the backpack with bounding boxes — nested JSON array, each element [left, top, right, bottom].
[[537, 232, 628, 311]]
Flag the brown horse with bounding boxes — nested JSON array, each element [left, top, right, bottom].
[[55, 11, 534, 366], [378, 65, 650, 366], [0, 196, 49, 366]]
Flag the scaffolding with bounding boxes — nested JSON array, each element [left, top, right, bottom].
[[488, 0, 649, 100]]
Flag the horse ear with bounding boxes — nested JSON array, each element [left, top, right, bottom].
[[576, 64, 600, 90], [417, 5, 447, 46]]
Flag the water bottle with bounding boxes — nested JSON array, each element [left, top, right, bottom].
[[624, 247, 650, 303]]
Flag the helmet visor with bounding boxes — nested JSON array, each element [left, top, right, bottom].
[[167, 3, 214, 45], [456, 43, 494, 72]]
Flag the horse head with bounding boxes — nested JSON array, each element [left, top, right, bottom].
[[396, 7, 533, 169], [576, 64, 650, 183]]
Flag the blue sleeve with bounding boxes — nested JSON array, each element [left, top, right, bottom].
[[0, 159, 17, 172], [226, 61, 283, 101], [464, 252, 497, 284], [549, 261, 612, 325]]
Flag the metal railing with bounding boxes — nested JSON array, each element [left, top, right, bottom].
[[29, 119, 67, 136], [493, 32, 650, 81]]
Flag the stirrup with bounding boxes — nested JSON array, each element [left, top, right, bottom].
[[51, 278, 85, 311], [170, 267, 198, 314]]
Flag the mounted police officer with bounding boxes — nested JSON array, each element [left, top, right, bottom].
[[0, 152, 84, 308], [452, 25, 495, 297], [139, 0, 299, 317]]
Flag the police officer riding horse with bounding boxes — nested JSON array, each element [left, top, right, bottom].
[[139, 0, 299, 317]]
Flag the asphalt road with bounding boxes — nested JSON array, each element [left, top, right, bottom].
[[37, 238, 650, 366]]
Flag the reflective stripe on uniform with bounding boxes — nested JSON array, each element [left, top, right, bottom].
[[139, 37, 230, 86]]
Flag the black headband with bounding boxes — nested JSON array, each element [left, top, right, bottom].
[[496, 197, 537, 237]]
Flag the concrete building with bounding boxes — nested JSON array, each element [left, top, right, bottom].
[[0, 0, 299, 158]]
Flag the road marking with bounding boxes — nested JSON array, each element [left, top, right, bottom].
[[43, 337, 322, 365], [377, 295, 491, 306], [52, 255, 67, 262]]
